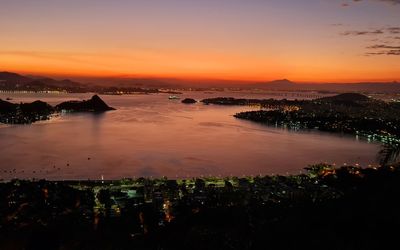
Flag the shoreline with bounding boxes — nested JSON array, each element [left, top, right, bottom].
[[0, 163, 382, 183]]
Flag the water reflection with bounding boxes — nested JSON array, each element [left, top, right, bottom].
[[0, 92, 380, 180]]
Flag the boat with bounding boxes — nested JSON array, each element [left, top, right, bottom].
[[168, 95, 180, 100]]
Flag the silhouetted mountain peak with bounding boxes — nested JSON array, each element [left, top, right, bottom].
[[0, 71, 21, 77], [90, 94, 110, 108], [269, 79, 293, 84], [0, 71, 30, 81], [56, 95, 115, 112], [250, 79, 295, 89]]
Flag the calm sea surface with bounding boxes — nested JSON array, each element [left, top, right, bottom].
[[0, 91, 380, 180]]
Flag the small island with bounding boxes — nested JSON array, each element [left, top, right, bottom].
[[0, 95, 114, 124], [181, 98, 197, 104], [56, 95, 115, 112]]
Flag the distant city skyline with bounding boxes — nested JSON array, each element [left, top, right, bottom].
[[0, 0, 399, 82]]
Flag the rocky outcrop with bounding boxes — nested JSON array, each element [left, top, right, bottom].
[[1, 95, 115, 124], [56, 95, 115, 112], [181, 98, 197, 104]]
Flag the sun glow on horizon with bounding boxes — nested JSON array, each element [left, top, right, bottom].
[[0, 0, 399, 83]]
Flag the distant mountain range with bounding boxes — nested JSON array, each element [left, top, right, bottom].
[[0, 71, 86, 92], [1, 71, 400, 93], [0, 72, 162, 93], [248, 79, 400, 93]]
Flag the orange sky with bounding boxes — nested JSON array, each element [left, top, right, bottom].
[[1, 0, 399, 83]]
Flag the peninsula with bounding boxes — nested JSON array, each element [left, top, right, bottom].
[[203, 93, 400, 144], [0, 95, 114, 124]]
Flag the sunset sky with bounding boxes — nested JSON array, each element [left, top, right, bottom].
[[0, 0, 399, 82]]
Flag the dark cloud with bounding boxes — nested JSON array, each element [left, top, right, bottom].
[[340, 27, 400, 36], [367, 44, 400, 49], [351, 0, 400, 4], [341, 30, 384, 36], [384, 50, 400, 55], [341, 0, 400, 7], [387, 27, 400, 34], [366, 50, 400, 55], [366, 44, 400, 56], [337, 1, 400, 55]]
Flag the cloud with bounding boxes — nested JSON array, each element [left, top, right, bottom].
[[366, 50, 400, 55], [341, 0, 400, 7], [387, 27, 400, 34], [367, 44, 400, 49], [341, 30, 384, 36], [350, 0, 400, 4], [340, 27, 400, 36], [375, 0, 399, 3], [366, 44, 400, 55], [337, 1, 400, 55], [339, 26, 400, 56]]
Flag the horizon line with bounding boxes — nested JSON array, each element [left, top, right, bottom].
[[1, 70, 399, 85]]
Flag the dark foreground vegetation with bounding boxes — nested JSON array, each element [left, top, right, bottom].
[[0, 95, 114, 124], [1, 163, 400, 250]]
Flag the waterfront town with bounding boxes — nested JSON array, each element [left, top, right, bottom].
[[1, 163, 400, 249], [204, 93, 400, 145]]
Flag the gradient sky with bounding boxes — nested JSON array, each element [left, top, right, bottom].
[[0, 0, 399, 82]]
